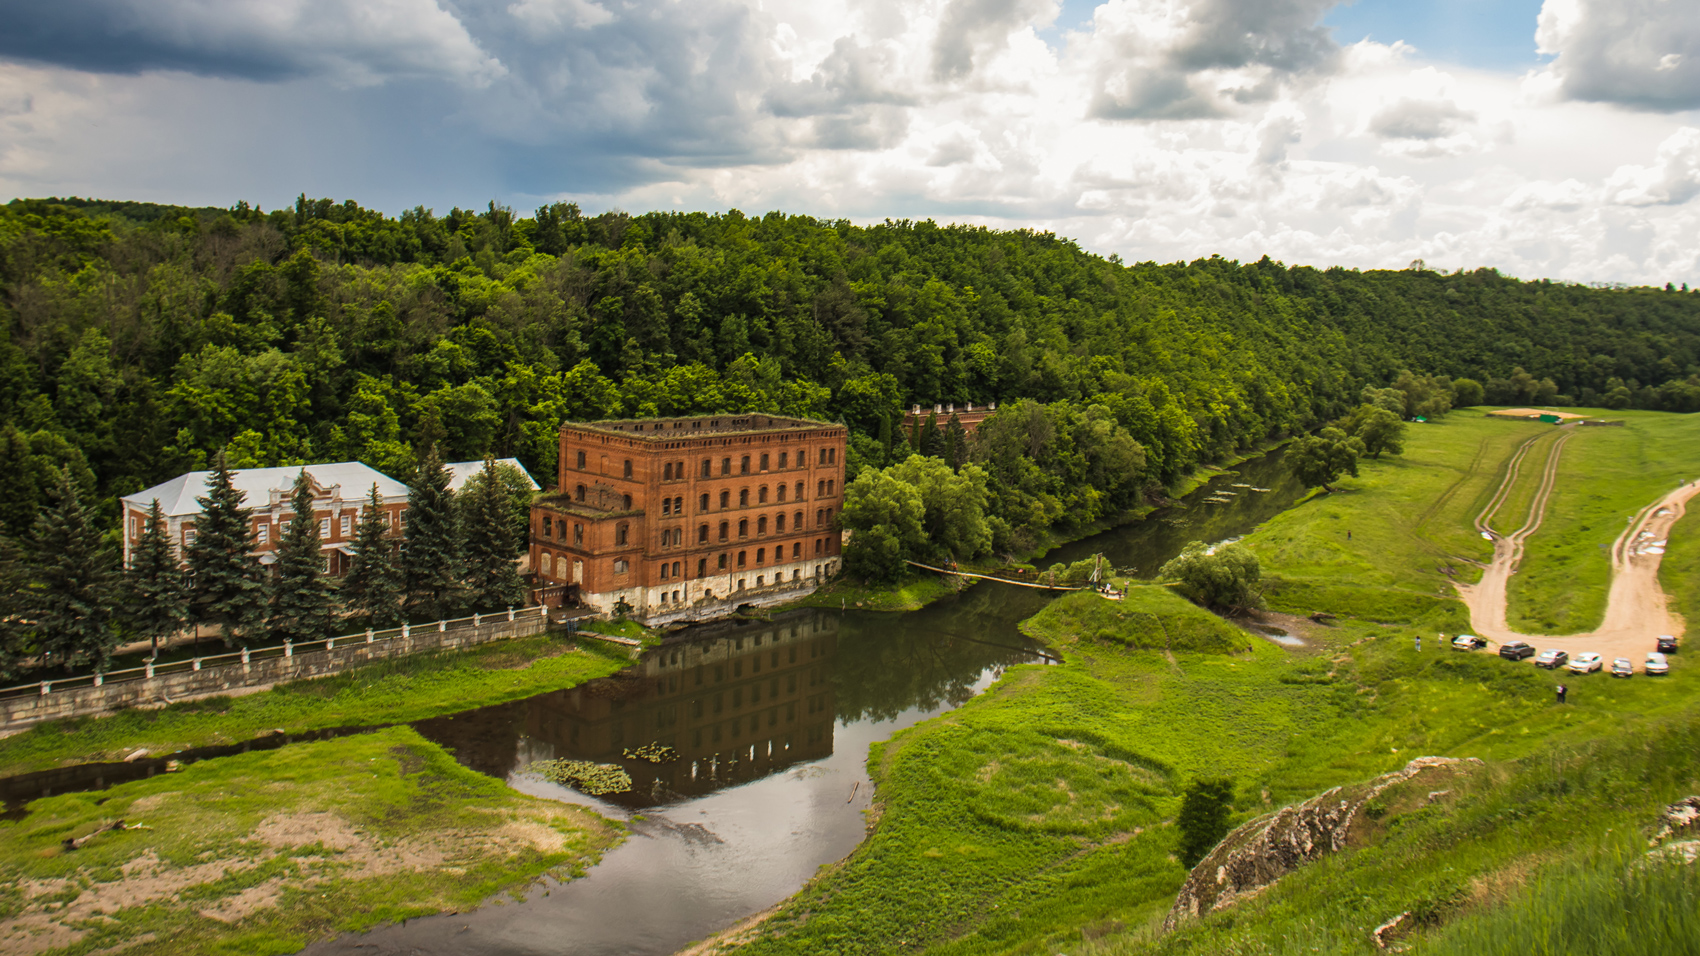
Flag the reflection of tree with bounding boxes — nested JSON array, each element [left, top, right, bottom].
[[830, 589, 1045, 723]]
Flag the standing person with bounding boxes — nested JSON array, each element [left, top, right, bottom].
[[1415, 634, 1422, 652], [1556, 683, 1568, 704]]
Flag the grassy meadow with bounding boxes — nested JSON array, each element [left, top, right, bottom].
[[725, 408, 1700, 956], [0, 633, 628, 777], [0, 726, 621, 956]]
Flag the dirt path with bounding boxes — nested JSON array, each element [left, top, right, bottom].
[[1455, 426, 1696, 662]]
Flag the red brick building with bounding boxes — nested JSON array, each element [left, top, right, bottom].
[[530, 414, 847, 623], [901, 401, 998, 437]]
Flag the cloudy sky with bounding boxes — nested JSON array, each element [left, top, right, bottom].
[[1, 0, 1697, 283]]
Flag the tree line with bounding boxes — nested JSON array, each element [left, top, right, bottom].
[[0, 452, 530, 678]]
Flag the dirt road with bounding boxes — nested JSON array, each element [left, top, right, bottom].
[[1454, 426, 1696, 664]]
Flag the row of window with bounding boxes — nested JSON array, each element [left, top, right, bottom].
[[575, 448, 839, 479]]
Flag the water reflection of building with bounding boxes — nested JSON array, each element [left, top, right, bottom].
[[517, 615, 839, 803]]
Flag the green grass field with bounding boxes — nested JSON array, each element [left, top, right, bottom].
[[726, 408, 1700, 956], [0, 633, 628, 776], [0, 726, 621, 956]]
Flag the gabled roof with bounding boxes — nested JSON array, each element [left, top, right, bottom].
[[123, 462, 409, 517], [445, 458, 541, 493]]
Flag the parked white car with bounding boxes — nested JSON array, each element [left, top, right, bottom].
[[1566, 652, 1604, 674], [1646, 652, 1670, 676], [1610, 657, 1634, 678]]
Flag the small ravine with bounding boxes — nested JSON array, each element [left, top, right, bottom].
[[0, 445, 1305, 955]]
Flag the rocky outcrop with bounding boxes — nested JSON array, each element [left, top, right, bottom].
[[1164, 756, 1482, 931], [1649, 795, 1700, 864]]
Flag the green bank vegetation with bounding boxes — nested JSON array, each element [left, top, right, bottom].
[[0, 632, 626, 776], [0, 726, 620, 956], [727, 410, 1700, 956]]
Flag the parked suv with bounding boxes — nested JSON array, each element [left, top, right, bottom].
[[1498, 641, 1536, 661], [1535, 649, 1570, 669], [1452, 634, 1488, 651], [1657, 635, 1679, 653]]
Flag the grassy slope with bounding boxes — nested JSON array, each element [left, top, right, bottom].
[[727, 410, 1700, 956], [0, 726, 621, 956], [0, 634, 628, 776], [1506, 410, 1700, 633]]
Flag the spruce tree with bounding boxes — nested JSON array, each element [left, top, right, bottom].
[[343, 482, 401, 629], [123, 498, 188, 659], [186, 450, 268, 647], [268, 470, 337, 644], [28, 472, 119, 671], [403, 445, 463, 621], [463, 458, 526, 613], [0, 536, 28, 681]]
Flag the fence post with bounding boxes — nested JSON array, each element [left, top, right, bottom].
[[366, 628, 374, 644], [402, 623, 410, 639], [473, 612, 481, 628], [438, 619, 446, 633], [507, 606, 515, 622], [94, 672, 102, 687], [145, 661, 154, 679], [40, 681, 49, 696], [192, 658, 202, 671], [284, 641, 293, 658], [242, 648, 250, 664], [327, 638, 335, 651]]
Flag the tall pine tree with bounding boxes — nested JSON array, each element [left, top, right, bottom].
[[28, 472, 119, 671], [186, 450, 267, 647], [343, 482, 401, 629], [403, 445, 463, 621], [463, 458, 526, 612], [123, 498, 188, 659], [268, 470, 337, 644]]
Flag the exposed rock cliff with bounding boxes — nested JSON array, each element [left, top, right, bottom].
[[1164, 756, 1482, 931]]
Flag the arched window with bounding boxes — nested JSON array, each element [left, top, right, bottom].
[[662, 498, 672, 516], [674, 496, 683, 513], [795, 481, 804, 500], [575, 484, 586, 501], [541, 552, 553, 575], [622, 494, 632, 510], [756, 548, 765, 564], [574, 523, 583, 545], [738, 550, 747, 567], [740, 455, 750, 474], [616, 524, 629, 545], [663, 462, 673, 480], [793, 542, 801, 559], [829, 448, 837, 464], [779, 451, 789, 468], [700, 493, 710, 511], [816, 509, 823, 527], [576, 450, 586, 469], [718, 553, 728, 569], [738, 519, 748, 537], [776, 513, 786, 532], [756, 575, 764, 587], [818, 448, 827, 465], [624, 459, 633, 478], [777, 484, 787, 502], [699, 524, 709, 544], [660, 563, 669, 580], [760, 453, 769, 471], [721, 457, 731, 475], [758, 485, 768, 503], [815, 538, 823, 554], [720, 490, 730, 509], [793, 511, 802, 529], [739, 488, 749, 506], [827, 479, 835, 495], [697, 557, 707, 576], [718, 521, 729, 541], [701, 459, 712, 478], [757, 516, 768, 535], [817, 480, 825, 496]]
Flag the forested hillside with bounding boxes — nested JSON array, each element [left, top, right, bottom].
[[5, 195, 1700, 541]]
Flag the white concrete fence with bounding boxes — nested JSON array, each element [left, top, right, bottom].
[[0, 606, 552, 730]]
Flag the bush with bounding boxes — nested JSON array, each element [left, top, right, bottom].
[[1160, 541, 1264, 611], [1176, 777, 1236, 867]]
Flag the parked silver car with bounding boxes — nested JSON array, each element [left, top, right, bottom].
[[1566, 652, 1603, 674], [1645, 652, 1670, 676], [1610, 657, 1634, 678]]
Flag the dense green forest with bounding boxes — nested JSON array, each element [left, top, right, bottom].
[[5, 193, 1700, 551]]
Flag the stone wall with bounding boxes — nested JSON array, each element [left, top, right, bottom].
[[1, 612, 552, 730]]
